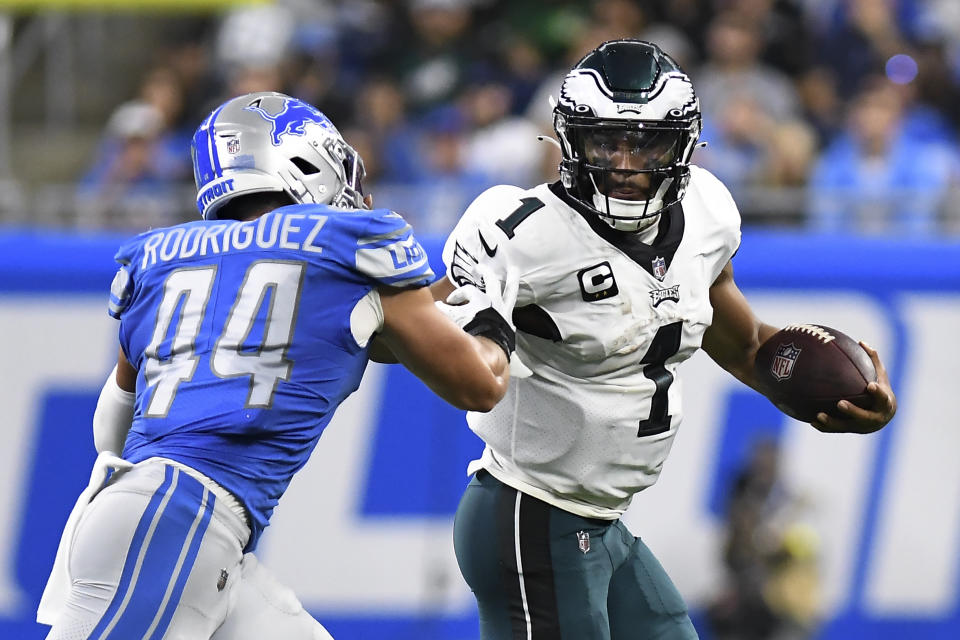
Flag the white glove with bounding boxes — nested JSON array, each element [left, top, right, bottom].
[[438, 265, 518, 328], [437, 265, 524, 366]]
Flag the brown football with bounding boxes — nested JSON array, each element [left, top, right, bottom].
[[753, 324, 877, 423]]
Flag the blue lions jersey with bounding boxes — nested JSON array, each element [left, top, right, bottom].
[[107, 204, 433, 550]]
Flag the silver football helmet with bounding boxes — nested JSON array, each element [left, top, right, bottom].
[[553, 40, 701, 232], [191, 91, 366, 220]]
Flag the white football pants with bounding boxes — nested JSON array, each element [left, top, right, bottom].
[[44, 458, 332, 640]]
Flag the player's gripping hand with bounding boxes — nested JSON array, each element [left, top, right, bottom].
[[812, 342, 897, 434], [437, 265, 523, 367]]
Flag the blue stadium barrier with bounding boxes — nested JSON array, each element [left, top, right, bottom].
[[1, 228, 959, 640]]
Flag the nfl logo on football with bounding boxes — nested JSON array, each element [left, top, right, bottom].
[[771, 343, 801, 380], [226, 137, 240, 155], [652, 256, 667, 281]]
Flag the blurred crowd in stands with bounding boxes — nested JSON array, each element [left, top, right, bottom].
[[75, 0, 960, 235]]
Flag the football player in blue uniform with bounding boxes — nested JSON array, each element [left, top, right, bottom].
[[38, 92, 517, 640]]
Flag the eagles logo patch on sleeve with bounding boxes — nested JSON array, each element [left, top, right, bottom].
[[448, 240, 480, 288]]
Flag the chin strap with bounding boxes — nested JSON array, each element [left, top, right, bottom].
[[601, 210, 661, 234], [588, 174, 673, 232]]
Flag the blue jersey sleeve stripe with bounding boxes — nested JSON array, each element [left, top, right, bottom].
[[378, 271, 435, 288], [108, 266, 132, 318], [353, 205, 435, 286]]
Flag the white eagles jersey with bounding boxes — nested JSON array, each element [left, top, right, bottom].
[[442, 166, 741, 519]]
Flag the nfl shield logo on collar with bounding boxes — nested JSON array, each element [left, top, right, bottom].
[[652, 256, 667, 281], [772, 343, 801, 380], [576, 530, 591, 554]]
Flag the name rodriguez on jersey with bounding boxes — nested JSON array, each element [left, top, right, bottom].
[[137, 213, 328, 270]]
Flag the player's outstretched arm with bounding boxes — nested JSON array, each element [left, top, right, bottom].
[[367, 336, 400, 363], [377, 285, 510, 412], [430, 276, 456, 302]]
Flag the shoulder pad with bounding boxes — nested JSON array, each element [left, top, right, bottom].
[[353, 208, 434, 288], [462, 185, 530, 226], [687, 165, 740, 227], [108, 230, 157, 318], [686, 165, 742, 262]]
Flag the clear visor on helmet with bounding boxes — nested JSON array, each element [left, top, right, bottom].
[[572, 126, 685, 204], [579, 127, 682, 173]]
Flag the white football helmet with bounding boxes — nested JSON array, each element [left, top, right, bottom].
[[191, 92, 366, 220], [553, 40, 701, 232]]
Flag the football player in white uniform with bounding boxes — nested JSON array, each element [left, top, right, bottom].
[[433, 40, 897, 639]]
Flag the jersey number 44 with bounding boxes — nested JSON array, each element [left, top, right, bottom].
[[143, 260, 304, 417]]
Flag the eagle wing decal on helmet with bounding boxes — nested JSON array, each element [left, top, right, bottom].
[[560, 69, 698, 121], [558, 69, 616, 118], [643, 72, 699, 120]]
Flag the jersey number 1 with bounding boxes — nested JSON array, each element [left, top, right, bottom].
[[496, 197, 544, 238], [143, 260, 304, 417], [637, 321, 683, 437]]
